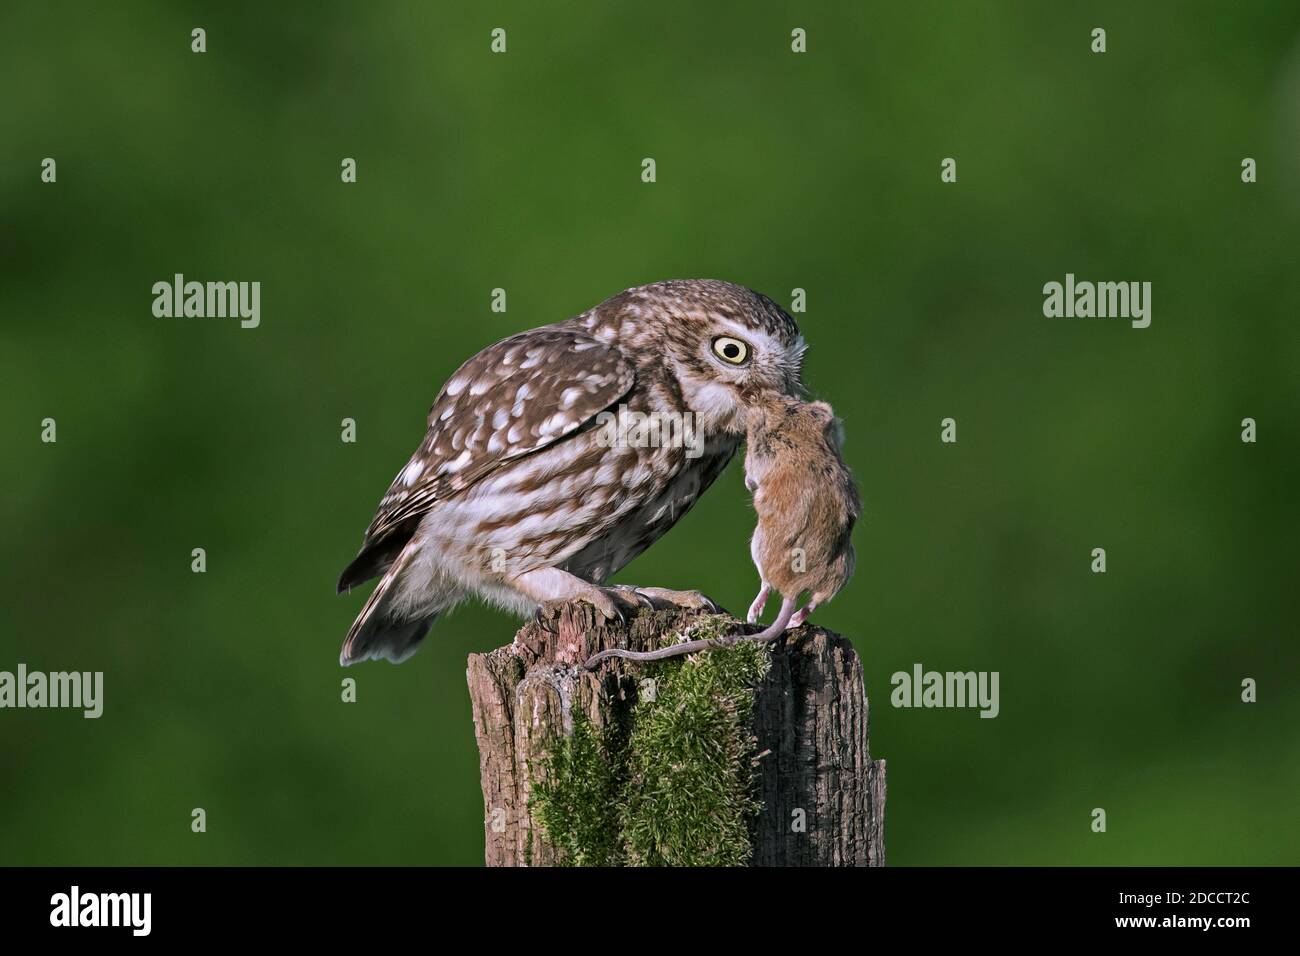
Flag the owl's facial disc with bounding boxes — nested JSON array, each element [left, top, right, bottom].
[[671, 321, 803, 436]]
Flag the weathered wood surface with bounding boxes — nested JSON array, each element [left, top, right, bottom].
[[466, 601, 886, 866]]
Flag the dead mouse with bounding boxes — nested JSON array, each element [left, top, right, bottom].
[[584, 397, 860, 669]]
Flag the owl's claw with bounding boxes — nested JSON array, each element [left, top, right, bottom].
[[529, 583, 719, 635], [532, 604, 558, 633], [612, 585, 657, 611], [538, 585, 646, 627], [627, 586, 722, 614]]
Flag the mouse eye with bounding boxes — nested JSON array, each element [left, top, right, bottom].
[[711, 336, 750, 365]]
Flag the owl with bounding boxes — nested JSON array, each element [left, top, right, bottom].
[[337, 279, 805, 664]]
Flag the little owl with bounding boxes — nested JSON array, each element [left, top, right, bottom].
[[337, 279, 805, 664]]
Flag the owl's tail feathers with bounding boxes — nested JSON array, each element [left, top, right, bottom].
[[337, 549, 384, 594], [339, 551, 436, 666], [337, 522, 416, 594]]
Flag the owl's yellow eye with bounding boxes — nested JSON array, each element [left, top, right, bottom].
[[711, 336, 750, 365]]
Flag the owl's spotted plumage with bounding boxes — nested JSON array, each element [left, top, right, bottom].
[[338, 279, 805, 664]]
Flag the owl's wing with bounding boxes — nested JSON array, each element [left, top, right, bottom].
[[338, 327, 634, 592]]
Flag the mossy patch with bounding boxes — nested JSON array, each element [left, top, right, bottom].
[[530, 711, 627, 866], [532, 622, 771, 866]]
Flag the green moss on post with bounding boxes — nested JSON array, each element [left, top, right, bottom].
[[533, 639, 770, 866], [531, 712, 625, 866]]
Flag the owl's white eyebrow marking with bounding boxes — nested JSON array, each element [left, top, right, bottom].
[[713, 316, 769, 343]]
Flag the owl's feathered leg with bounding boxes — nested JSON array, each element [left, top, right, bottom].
[[509, 568, 650, 624]]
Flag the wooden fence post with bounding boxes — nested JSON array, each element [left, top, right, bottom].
[[466, 601, 886, 866]]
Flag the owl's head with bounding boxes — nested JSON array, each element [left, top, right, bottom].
[[601, 279, 806, 436]]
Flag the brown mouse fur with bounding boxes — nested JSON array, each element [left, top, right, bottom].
[[584, 396, 860, 669], [743, 397, 860, 630]]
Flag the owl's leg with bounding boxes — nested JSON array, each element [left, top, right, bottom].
[[746, 582, 772, 624], [620, 586, 721, 614], [509, 567, 649, 624]]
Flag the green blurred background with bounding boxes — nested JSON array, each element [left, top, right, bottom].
[[2, 1, 1298, 865]]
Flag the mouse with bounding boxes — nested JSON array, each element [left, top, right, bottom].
[[740, 396, 860, 634], [584, 397, 860, 669]]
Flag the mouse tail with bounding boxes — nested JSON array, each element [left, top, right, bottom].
[[748, 595, 798, 643], [583, 595, 799, 669]]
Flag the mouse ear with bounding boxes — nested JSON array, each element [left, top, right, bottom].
[[803, 400, 836, 430], [826, 415, 846, 448], [808, 402, 845, 447]]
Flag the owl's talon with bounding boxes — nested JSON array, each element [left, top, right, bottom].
[[516, 573, 649, 630], [627, 586, 722, 614], [532, 605, 558, 633], [613, 585, 656, 610], [573, 585, 646, 625]]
